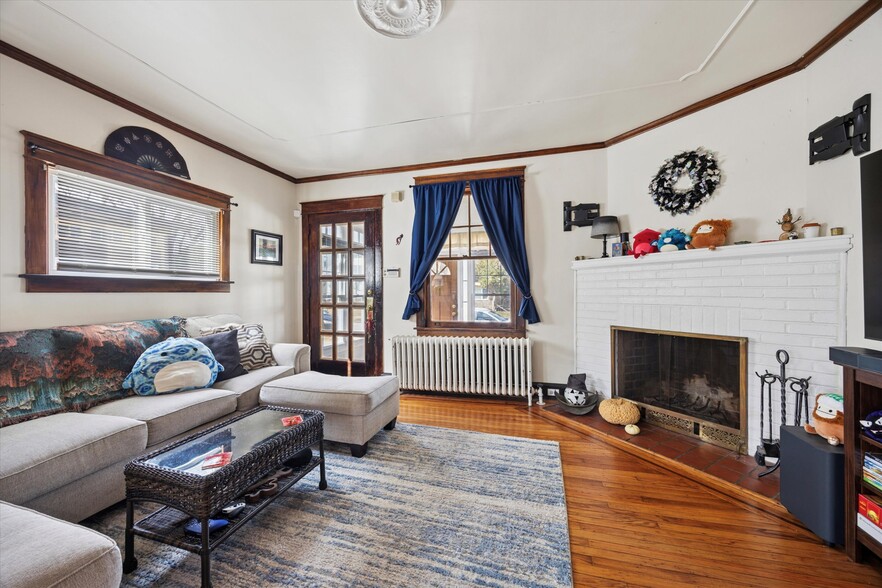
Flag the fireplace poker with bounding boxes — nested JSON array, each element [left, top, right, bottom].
[[754, 349, 812, 478]]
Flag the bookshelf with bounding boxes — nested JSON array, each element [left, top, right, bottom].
[[831, 347, 882, 562]]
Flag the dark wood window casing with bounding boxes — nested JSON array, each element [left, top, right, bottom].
[[20, 131, 233, 293], [414, 166, 526, 338]]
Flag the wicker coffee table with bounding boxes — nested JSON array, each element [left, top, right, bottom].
[[122, 406, 326, 588]]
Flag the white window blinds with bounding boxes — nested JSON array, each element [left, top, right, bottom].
[[50, 168, 221, 279]]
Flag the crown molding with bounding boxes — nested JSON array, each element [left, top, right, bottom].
[[2, 0, 878, 186], [0, 40, 299, 185], [297, 0, 880, 183]]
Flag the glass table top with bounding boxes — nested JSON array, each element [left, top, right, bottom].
[[144, 408, 303, 477]]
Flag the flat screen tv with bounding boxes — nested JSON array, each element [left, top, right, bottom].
[[862, 149, 882, 341]]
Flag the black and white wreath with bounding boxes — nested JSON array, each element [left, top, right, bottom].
[[649, 148, 722, 216]]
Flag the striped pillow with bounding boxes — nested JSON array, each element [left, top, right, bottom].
[[201, 322, 277, 371]]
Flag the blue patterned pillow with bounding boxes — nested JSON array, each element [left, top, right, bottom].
[[123, 338, 222, 396]]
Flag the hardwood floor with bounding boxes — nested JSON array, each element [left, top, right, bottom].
[[399, 395, 882, 587]]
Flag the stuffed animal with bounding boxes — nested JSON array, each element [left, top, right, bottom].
[[653, 228, 690, 252], [687, 219, 732, 250], [631, 229, 661, 258], [861, 410, 882, 442], [124, 338, 222, 396], [804, 393, 845, 445]]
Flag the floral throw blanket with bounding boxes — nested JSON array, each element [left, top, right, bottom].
[[0, 318, 182, 427]]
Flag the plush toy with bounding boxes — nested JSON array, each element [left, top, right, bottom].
[[861, 410, 882, 442], [687, 219, 732, 250], [653, 228, 690, 252], [598, 398, 641, 425], [804, 393, 845, 445], [124, 338, 222, 396], [631, 229, 661, 258]]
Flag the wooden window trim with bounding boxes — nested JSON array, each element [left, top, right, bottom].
[[413, 166, 526, 185], [20, 130, 233, 293], [415, 168, 527, 338]]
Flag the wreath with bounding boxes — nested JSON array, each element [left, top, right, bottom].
[[649, 148, 721, 216]]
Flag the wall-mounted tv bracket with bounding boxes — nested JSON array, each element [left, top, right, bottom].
[[809, 93, 871, 164], [563, 201, 600, 231]]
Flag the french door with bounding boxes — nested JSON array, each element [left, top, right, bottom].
[[302, 197, 383, 376]]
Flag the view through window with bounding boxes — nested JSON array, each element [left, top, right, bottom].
[[428, 188, 513, 324]]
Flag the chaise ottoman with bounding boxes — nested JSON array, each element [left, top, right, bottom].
[[260, 371, 399, 457], [0, 501, 122, 588]]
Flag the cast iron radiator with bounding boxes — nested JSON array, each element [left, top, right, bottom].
[[391, 335, 536, 404]]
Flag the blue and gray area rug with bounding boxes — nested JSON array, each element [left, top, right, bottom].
[[87, 423, 573, 587]]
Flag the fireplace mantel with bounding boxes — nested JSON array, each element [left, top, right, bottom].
[[572, 235, 853, 270], [572, 234, 852, 453]]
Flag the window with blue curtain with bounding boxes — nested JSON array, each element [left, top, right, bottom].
[[406, 168, 535, 336]]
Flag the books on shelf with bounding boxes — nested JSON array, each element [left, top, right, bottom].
[[863, 453, 882, 492], [858, 493, 882, 544], [857, 513, 882, 544]]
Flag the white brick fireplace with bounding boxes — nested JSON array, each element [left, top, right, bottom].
[[573, 236, 852, 452]]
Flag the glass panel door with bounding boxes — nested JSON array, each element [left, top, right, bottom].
[[304, 205, 382, 376]]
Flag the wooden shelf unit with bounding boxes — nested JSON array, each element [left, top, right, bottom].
[[833, 347, 882, 563]]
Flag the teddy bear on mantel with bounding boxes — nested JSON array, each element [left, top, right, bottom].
[[687, 219, 733, 250]]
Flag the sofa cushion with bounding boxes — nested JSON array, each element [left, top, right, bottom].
[[182, 314, 244, 338], [260, 371, 399, 416], [213, 365, 294, 411], [86, 389, 237, 446], [0, 412, 147, 505], [0, 501, 121, 588], [196, 329, 247, 381], [0, 317, 182, 426]]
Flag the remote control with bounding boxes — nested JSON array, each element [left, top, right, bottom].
[[221, 502, 246, 518], [184, 518, 229, 536]]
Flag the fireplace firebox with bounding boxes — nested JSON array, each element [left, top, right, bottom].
[[611, 326, 747, 452]]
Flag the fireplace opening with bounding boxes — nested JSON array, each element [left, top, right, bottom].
[[611, 327, 747, 451]]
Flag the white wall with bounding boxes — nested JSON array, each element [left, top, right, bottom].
[[605, 12, 882, 352], [2, 11, 878, 375], [297, 11, 882, 383], [804, 15, 882, 350], [0, 56, 299, 342], [295, 150, 608, 382]]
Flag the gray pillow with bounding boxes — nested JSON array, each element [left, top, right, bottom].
[[196, 329, 247, 381]]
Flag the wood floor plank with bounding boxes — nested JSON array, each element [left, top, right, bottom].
[[399, 395, 882, 587]]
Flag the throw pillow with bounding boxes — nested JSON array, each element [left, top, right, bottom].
[[201, 323, 277, 371], [196, 329, 247, 381], [124, 338, 223, 395]]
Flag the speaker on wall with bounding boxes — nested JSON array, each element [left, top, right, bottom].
[[862, 149, 882, 341]]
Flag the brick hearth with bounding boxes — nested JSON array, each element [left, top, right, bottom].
[[539, 403, 783, 509]]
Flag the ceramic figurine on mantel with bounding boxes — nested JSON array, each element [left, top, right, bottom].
[[777, 208, 802, 240]]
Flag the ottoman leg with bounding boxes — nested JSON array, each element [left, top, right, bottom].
[[349, 443, 368, 458], [384, 417, 397, 431]]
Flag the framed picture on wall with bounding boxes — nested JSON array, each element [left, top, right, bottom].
[[251, 230, 283, 265]]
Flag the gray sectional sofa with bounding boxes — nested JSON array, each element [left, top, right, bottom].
[[0, 313, 308, 523], [0, 314, 309, 587]]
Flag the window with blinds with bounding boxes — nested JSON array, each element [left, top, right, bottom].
[[50, 168, 221, 279]]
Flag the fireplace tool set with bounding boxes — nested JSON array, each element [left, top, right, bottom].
[[755, 349, 812, 477]]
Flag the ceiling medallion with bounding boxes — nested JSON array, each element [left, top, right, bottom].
[[357, 0, 442, 39]]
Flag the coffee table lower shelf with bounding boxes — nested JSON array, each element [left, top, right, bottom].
[[124, 455, 326, 588], [130, 456, 323, 554]]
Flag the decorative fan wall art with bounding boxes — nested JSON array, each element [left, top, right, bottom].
[[104, 127, 190, 179]]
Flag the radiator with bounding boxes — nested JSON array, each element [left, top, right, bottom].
[[391, 335, 538, 404]]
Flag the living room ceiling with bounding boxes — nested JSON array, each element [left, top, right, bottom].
[[0, 0, 866, 179]]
